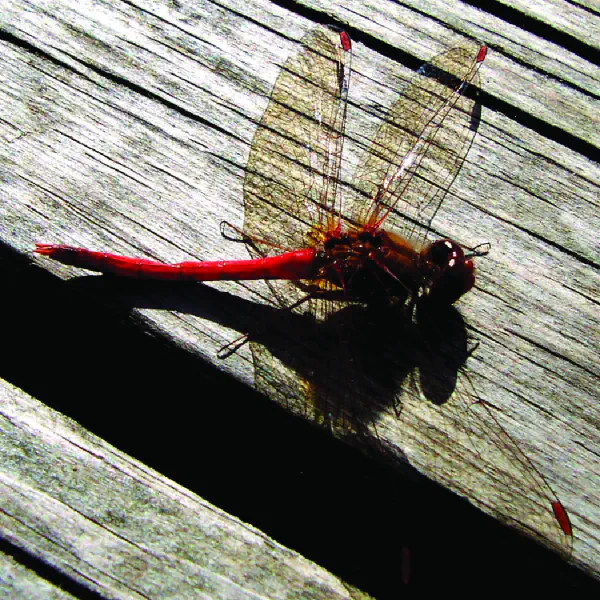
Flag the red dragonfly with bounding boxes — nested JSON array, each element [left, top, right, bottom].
[[35, 27, 572, 549], [35, 30, 480, 307]]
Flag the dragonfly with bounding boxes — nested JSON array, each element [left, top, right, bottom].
[[35, 29, 481, 308], [35, 27, 572, 550]]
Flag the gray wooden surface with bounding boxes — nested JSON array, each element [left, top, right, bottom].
[[1, 0, 598, 596], [0, 378, 367, 599]]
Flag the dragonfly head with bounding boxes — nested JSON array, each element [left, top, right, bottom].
[[423, 239, 475, 305]]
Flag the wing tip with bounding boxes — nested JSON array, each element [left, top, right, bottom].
[[552, 500, 573, 538], [477, 44, 487, 63], [339, 31, 351, 52]]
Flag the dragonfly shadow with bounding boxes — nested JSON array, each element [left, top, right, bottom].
[[64, 275, 471, 458], [293, 300, 472, 462]]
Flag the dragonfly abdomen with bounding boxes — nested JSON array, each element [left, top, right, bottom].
[[34, 244, 318, 281]]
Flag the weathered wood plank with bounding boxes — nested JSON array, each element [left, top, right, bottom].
[[495, 0, 599, 44], [0, 550, 77, 599], [297, 0, 599, 146], [1, 0, 599, 593], [0, 378, 368, 599]]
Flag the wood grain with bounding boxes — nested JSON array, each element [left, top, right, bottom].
[[0, 379, 367, 598], [1, 0, 598, 595]]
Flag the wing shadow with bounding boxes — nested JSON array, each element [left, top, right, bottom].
[[63, 275, 470, 460]]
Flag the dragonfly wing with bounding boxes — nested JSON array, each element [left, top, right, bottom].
[[240, 28, 355, 423], [351, 41, 486, 246], [410, 308, 572, 553], [243, 27, 352, 260], [441, 372, 572, 552]]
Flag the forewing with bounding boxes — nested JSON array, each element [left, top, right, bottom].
[[243, 27, 351, 259], [241, 28, 354, 419], [351, 41, 485, 246], [411, 314, 573, 553], [441, 373, 572, 552]]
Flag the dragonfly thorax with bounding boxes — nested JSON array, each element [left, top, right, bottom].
[[315, 231, 475, 306], [316, 229, 422, 304]]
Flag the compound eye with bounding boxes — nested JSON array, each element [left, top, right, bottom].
[[424, 240, 474, 305], [427, 240, 464, 268]]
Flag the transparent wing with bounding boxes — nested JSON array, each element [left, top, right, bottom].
[[438, 373, 572, 553], [243, 27, 351, 260], [411, 309, 572, 553], [351, 41, 486, 246], [241, 27, 354, 418]]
